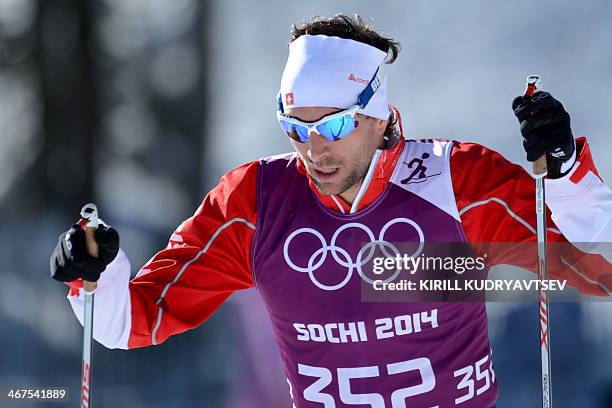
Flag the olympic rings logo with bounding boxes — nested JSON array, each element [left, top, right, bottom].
[[282, 218, 425, 291]]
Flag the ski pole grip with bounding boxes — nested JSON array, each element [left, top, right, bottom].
[[524, 74, 548, 177], [80, 203, 99, 293]]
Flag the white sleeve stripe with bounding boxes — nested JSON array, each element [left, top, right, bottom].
[[151, 217, 256, 345], [560, 256, 597, 285], [458, 197, 561, 236], [561, 257, 610, 295]]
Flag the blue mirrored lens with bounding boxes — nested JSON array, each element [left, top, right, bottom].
[[294, 125, 310, 142], [316, 115, 357, 141], [279, 120, 309, 142]]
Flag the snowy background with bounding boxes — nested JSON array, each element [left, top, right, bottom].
[[1, 0, 611, 406]]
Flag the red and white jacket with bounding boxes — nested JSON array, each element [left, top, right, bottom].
[[67, 119, 612, 350]]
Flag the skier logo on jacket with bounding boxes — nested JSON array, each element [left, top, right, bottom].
[[401, 153, 442, 184]]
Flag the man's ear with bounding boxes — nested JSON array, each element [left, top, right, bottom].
[[375, 118, 386, 135], [373, 118, 388, 149]]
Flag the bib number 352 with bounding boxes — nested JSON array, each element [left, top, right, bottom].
[[296, 358, 436, 408], [292, 353, 495, 407]]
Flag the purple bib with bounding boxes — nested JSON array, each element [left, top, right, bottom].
[[252, 140, 498, 407]]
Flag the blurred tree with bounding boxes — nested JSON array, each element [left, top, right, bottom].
[[32, 0, 96, 213]]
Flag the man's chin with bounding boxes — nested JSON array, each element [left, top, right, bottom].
[[312, 177, 354, 196], [313, 181, 342, 196]]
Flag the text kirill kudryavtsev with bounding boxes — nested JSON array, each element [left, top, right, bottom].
[[370, 254, 567, 292], [372, 279, 567, 292]]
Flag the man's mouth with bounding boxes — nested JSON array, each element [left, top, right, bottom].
[[311, 167, 339, 179]]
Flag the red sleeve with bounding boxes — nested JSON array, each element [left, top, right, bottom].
[[451, 140, 611, 296], [128, 161, 259, 348]]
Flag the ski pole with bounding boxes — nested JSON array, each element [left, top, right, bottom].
[[524, 75, 552, 408], [77, 203, 99, 408]]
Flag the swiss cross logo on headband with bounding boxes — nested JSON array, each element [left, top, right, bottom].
[[348, 73, 369, 85], [285, 93, 294, 106]]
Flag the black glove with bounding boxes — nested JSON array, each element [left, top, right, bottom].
[[50, 224, 120, 282], [512, 91, 575, 178]]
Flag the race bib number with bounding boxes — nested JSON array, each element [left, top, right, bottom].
[[295, 357, 436, 408], [289, 353, 495, 407]]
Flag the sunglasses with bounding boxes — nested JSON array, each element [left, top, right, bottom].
[[276, 68, 382, 143], [277, 106, 361, 143]]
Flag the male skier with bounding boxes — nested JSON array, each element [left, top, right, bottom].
[[51, 15, 612, 407]]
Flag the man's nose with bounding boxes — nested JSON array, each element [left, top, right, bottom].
[[307, 131, 330, 163]]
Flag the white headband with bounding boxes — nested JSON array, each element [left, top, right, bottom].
[[279, 35, 390, 120]]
